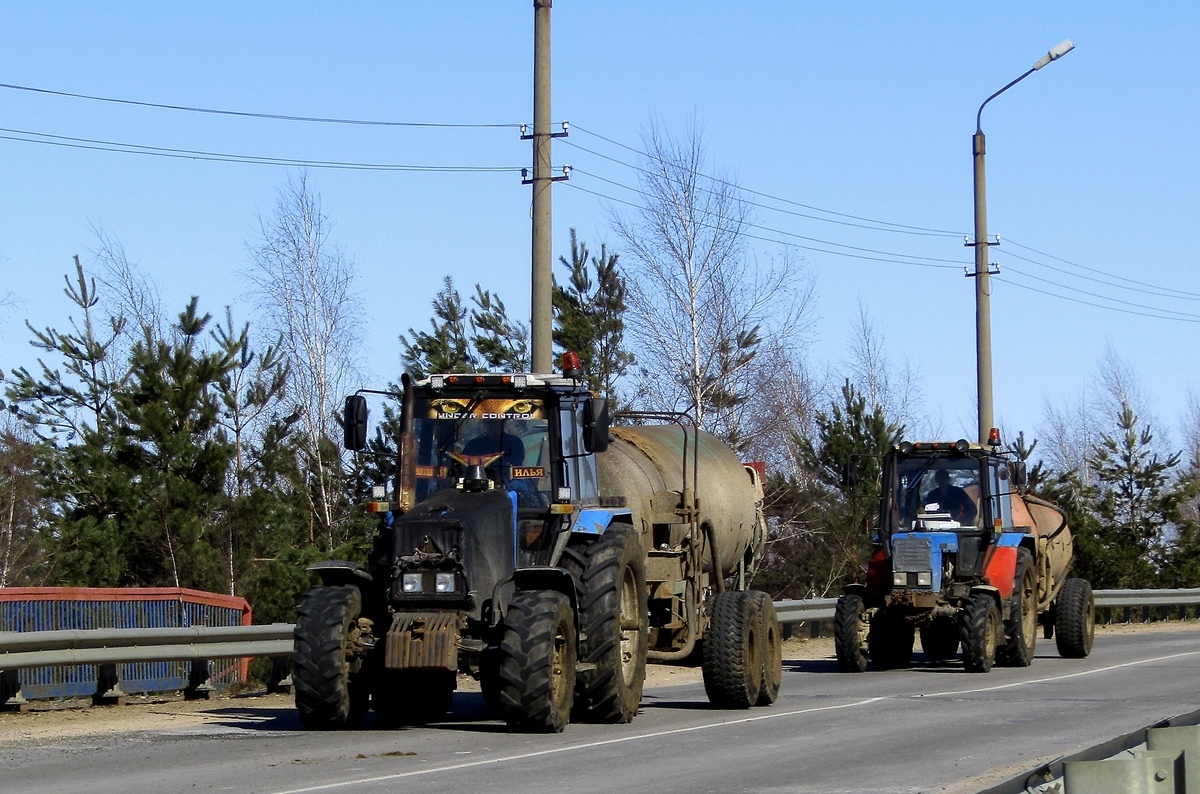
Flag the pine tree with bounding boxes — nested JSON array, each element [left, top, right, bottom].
[[110, 298, 236, 590], [552, 228, 634, 399], [1082, 400, 1180, 588], [757, 380, 902, 598]]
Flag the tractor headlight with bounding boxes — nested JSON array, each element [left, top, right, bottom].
[[434, 572, 457, 593], [401, 573, 423, 593], [893, 571, 907, 586], [916, 571, 933, 587]]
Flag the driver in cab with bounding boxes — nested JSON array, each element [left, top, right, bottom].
[[924, 469, 977, 525]]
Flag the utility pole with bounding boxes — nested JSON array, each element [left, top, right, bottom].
[[529, 0, 554, 373], [969, 39, 1074, 444], [971, 125, 994, 446]]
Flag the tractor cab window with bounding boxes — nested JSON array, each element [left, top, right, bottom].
[[409, 395, 551, 507], [559, 399, 599, 505], [896, 457, 984, 530]]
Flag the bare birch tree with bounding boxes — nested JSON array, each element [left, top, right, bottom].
[[843, 302, 926, 435], [1040, 343, 1154, 484], [613, 119, 812, 451], [90, 225, 165, 344], [246, 172, 363, 549]]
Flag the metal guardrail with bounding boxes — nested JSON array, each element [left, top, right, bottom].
[[0, 624, 295, 669], [1, 589, 1197, 707], [774, 589, 1200, 629], [774, 598, 838, 624], [1094, 588, 1200, 608]]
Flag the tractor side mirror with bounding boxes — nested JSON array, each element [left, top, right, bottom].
[[583, 398, 610, 453], [343, 395, 368, 451], [1012, 460, 1028, 490]]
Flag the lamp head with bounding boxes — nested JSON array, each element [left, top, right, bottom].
[[1033, 39, 1074, 70]]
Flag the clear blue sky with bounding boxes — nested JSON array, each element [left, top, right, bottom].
[[1, 3, 1197, 452]]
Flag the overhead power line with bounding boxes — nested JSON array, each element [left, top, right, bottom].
[[7, 79, 1191, 321], [563, 181, 962, 271], [1003, 237, 1200, 301], [0, 80, 519, 129], [570, 124, 965, 238], [568, 168, 965, 267], [0, 127, 522, 172], [1000, 264, 1200, 320], [995, 275, 1200, 324]]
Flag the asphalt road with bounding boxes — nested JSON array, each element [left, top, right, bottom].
[[3, 629, 1199, 794]]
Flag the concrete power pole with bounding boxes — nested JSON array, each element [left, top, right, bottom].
[[529, 0, 554, 373]]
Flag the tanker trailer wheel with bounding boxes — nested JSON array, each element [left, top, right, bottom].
[[869, 609, 914, 670], [562, 528, 648, 723], [748, 590, 782, 705], [960, 592, 1000, 673], [372, 670, 455, 727], [998, 548, 1038, 667], [702, 590, 763, 708], [496, 590, 577, 732], [1054, 578, 1095, 659], [919, 618, 960, 662], [834, 593, 870, 673], [293, 585, 370, 729]]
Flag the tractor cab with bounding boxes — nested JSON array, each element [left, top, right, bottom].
[[874, 437, 1027, 598]]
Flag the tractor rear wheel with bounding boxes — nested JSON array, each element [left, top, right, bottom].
[[293, 586, 370, 729], [748, 590, 782, 705], [1054, 578, 1095, 659], [834, 593, 870, 673], [998, 548, 1038, 667], [496, 590, 577, 732], [960, 592, 1000, 673], [702, 590, 763, 708], [563, 528, 648, 723]]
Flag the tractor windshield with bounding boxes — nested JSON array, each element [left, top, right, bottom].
[[895, 456, 984, 530], [409, 395, 552, 506]]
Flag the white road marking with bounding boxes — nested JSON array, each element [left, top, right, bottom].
[[916, 650, 1200, 698], [265, 697, 887, 793], [265, 648, 1200, 794]]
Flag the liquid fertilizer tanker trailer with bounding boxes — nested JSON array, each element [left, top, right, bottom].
[[292, 355, 781, 732], [834, 431, 1094, 673]]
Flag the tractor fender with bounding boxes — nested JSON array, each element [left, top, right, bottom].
[[570, 507, 633, 536], [511, 566, 578, 613], [307, 560, 373, 589], [980, 533, 1025, 600], [843, 583, 868, 597], [968, 584, 1002, 610]]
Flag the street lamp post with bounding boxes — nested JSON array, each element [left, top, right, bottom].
[[971, 39, 1074, 445]]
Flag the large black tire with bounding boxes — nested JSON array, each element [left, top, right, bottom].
[[960, 592, 1000, 673], [702, 590, 763, 708], [834, 593, 870, 673], [748, 590, 782, 705], [293, 585, 369, 729], [869, 609, 914, 670], [1055, 577, 1095, 659], [919, 618, 960, 662], [372, 669, 455, 726], [563, 528, 648, 723], [998, 548, 1038, 667], [496, 590, 577, 732]]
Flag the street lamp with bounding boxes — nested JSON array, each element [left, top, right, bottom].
[[970, 39, 1074, 445]]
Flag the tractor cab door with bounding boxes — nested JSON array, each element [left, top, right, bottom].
[[557, 397, 600, 506]]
